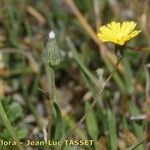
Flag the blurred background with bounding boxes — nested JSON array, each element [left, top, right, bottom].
[[0, 0, 150, 150]]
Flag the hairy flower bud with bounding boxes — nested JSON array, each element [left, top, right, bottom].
[[41, 31, 62, 67]]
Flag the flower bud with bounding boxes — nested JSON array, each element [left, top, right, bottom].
[[41, 31, 62, 67], [115, 45, 126, 59]]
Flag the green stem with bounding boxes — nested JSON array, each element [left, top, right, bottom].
[[0, 100, 24, 150], [45, 64, 55, 141]]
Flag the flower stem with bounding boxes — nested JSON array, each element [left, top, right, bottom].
[[0, 100, 24, 150], [45, 64, 55, 141], [59, 56, 123, 150]]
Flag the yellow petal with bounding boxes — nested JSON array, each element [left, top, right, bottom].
[[97, 21, 141, 46]]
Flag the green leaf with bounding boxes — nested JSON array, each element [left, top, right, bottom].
[[0, 128, 27, 140], [15, 128, 28, 139], [7, 102, 23, 123], [123, 57, 134, 94], [107, 109, 117, 150], [85, 101, 98, 140], [53, 102, 64, 140]]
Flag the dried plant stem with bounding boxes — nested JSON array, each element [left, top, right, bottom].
[[93, 0, 101, 31], [0, 100, 24, 150], [59, 56, 123, 150], [45, 64, 55, 141]]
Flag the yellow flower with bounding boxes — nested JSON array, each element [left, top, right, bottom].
[[97, 21, 141, 45]]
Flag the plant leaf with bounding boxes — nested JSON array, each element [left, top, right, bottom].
[[85, 101, 98, 140]]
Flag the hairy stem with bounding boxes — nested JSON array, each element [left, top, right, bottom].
[[45, 64, 55, 141]]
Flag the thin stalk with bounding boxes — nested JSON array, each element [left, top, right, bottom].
[[0, 100, 24, 150], [59, 56, 123, 150]]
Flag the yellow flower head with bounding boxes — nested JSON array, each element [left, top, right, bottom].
[[97, 21, 141, 45]]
